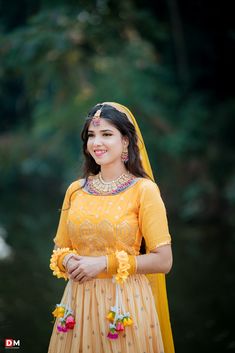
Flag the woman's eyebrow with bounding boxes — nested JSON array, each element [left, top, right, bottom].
[[88, 129, 114, 133]]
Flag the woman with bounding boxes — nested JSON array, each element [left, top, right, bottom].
[[48, 102, 174, 353]]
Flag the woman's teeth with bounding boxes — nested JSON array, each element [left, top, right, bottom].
[[94, 150, 107, 156]]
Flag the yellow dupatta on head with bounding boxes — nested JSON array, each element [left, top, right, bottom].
[[102, 102, 175, 353]]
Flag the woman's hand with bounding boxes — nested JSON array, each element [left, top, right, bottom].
[[66, 255, 107, 284]]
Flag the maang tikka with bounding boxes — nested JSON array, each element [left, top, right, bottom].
[[92, 109, 102, 126]]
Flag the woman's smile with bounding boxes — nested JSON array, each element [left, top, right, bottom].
[[94, 149, 107, 157]]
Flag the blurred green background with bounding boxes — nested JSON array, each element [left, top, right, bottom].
[[0, 0, 235, 352]]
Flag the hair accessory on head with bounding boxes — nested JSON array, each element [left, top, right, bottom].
[[92, 109, 102, 126]]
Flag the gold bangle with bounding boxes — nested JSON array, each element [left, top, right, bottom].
[[57, 252, 70, 272], [106, 254, 119, 275], [128, 255, 137, 275]]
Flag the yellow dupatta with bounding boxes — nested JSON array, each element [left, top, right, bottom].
[[102, 102, 175, 353]]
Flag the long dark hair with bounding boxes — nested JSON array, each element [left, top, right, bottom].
[[66, 103, 151, 254], [80, 103, 151, 181]]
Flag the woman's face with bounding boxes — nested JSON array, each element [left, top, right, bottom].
[[87, 118, 128, 166]]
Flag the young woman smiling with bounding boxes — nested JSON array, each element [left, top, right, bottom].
[[48, 102, 174, 353]]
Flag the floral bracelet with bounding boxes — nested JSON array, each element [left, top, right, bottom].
[[50, 247, 77, 280], [115, 250, 131, 284]]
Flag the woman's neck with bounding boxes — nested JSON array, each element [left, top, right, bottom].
[[100, 164, 128, 182]]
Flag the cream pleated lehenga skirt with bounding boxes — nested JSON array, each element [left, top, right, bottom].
[[48, 274, 164, 353]]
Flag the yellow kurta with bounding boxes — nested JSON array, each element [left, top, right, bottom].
[[48, 177, 172, 353]]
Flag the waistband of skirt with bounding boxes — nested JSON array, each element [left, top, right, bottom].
[[95, 272, 113, 279]]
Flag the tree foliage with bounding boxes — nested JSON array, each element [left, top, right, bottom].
[[0, 2, 235, 352]]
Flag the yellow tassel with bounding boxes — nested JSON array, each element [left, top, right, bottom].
[[123, 317, 133, 326], [106, 311, 115, 322]]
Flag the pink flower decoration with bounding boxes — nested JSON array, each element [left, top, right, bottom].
[[107, 332, 118, 339], [65, 315, 76, 329], [116, 322, 124, 331], [57, 325, 68, 333]]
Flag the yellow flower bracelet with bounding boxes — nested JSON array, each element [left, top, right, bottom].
[[115, 250, 130, 284], [50, 247, 78, 280], [106, 250, 137, 283]]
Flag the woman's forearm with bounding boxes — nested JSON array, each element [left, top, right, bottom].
[[136, 246, 173, 274]]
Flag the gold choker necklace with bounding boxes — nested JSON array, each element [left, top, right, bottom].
[[86, 172, 136, 195]]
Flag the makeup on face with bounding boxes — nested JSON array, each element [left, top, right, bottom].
[[87, 119, 124, 163]]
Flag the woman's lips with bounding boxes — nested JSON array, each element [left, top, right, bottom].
[[94, 150, 107, 157]]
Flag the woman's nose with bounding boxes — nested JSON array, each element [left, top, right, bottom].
[[93, 136, 102, 145]]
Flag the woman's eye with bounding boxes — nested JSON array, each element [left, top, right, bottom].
[[87, 133, 112, 138]]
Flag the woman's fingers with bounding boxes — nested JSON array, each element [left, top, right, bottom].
[[68, 265, 78, 275], [67, 259, 81, 274], [67, 256, 103, 281], [69, 265, 93, 283], [76, 269, 93, 282], [71, 273, 92, 283], [69, 267, 81, 279], [75, 273, 93, 284], [79, 276, 92, 284], [69, 265, 88, 280]]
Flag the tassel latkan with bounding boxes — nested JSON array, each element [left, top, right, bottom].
[[106, 251, 134, 340]]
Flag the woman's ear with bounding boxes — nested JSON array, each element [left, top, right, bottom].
[[122, 136, 129, 147]]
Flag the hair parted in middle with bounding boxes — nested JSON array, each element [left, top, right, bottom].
[[80, 103, 151, 180]]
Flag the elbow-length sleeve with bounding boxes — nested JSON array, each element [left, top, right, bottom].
[[53, 182, 76, 248], [138, 180, 172, 251]]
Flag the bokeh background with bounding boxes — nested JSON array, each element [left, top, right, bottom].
[[0, 1, 235, 352]]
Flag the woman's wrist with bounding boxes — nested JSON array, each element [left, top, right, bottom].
[[100, 256, 107, 272], [50, 247, 77, 280], [62, 253, 76, 270], [106, 254, 117, 274], [106, 252, 137, 277], [128, 255, 137, 275]]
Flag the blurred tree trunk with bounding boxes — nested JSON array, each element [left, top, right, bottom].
[[167, 0, 189, 86]]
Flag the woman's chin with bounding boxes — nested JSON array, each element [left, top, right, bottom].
[[94, 159, 105, 166], [95, 160, 113, 167], [92, 156, 118, 167]]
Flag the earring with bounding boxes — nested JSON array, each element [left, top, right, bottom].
[[121, 144, 128, 163]]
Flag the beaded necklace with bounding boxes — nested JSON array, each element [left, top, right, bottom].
[[85, 172, 136, 195]]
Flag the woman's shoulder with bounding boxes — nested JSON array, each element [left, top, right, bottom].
[[135, 178, 162, 201], [66, 178, 85, 193], [137, 177, 160, 192], [136, 178, 166, 207]]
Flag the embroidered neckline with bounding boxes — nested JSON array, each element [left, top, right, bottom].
[[82, 177, 142, 196]]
